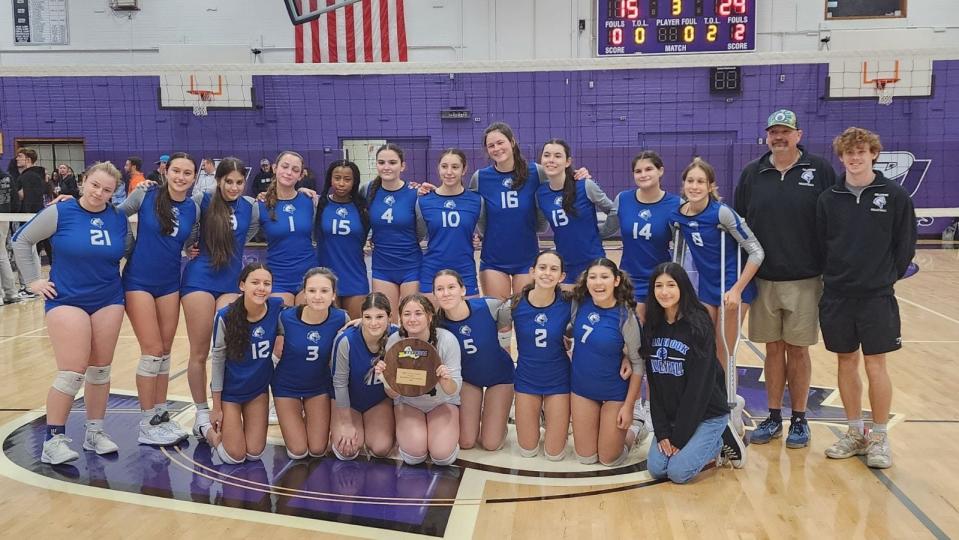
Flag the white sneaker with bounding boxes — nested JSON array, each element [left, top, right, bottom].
[[731, 395, 746, 437], [82, 429, 119, 455], [41, 434, 79, 465], [158, 411, 189, 440], [192, 420, 212, 440], [632, 400, 652, 445], [138, 422, 183, 446], [268, 402, 279, 425], [866, 431, 892, 469]]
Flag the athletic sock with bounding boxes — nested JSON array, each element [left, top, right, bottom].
[[871, 423, 887, 434], [85, 419, 104, 432], [769, 408, 782, 422], [849, 418, 865, 435], [140, 408, 157, 425], [791, 410, 806, 423], [46, 424, 66, 441]]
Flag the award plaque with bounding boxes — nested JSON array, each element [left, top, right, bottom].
[[382, 337, 442, 397]]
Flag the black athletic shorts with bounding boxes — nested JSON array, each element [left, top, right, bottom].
[[818, 294, 902, 356]]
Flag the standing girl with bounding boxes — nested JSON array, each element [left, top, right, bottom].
[[181, 157, 260, 439], [417, 149, 484, 299], [536, 139, 614, 289], [259, 151, 317, 306], [600, 151, 682, 321], [671, 157, 764, 435], [365, 144, 421, 315], [119, 152, 199, 445], [569, 258, 644, 467], [434, 270, 513, 451], [207, 263, 284, 464], [375, 294, 462, 466], [13, 162, 130, 464], [330, 292, 398, 460], [644, 262, 746, 483], [315, 160, 370, 319]]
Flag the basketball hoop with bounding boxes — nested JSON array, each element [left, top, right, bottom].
[[874, 80, 894, 106], [190, 90, 213, 117]]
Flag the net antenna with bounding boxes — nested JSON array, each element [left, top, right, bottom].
[[186, 75, 224, 117], [862, 60, 900, 106]]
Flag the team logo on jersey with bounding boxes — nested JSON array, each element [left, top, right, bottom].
[[307, 331, 321, 343], [252, 326, 265, 338], [688, 221, 699, 229], [383, 194, 396, 207], [444, 200, 457, 209], [502, 178, 514, 189], [871, 194, 888, 212], [534, 313, 548, 326], [799, 169, 816, 186], [553, 195, 563, 207], [171, 207, 180, 217], [639, 209, 652, 221], [90, 217, 104, 229], [283, 203, 296, 214], [336, 207, 349, 218], [655, 347, 669, 361], [459, 325, 472, 336], [587, 312, 601, 324]]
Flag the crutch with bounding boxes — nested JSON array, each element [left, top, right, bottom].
[[719, 230, 742, 410]]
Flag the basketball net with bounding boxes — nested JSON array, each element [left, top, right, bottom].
[[875, 80, 894, 106], [192, 91, 212, 116]]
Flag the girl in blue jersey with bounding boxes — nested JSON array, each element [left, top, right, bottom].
[[181, 158, 260, 439], [643, 262, 746, 482], [365, 144, 421, 317], [418, 150, 484, 299], [207, 263, 284, 464], [569, 258, 644, 467], [672, 158, 764, 436], [315, 160, 370, 319], [536, 139, 614, 289], [119, 152, 199, 446], [331, 292, 397, 460], [374, 294, 463, 466], [600, 151, 682, 322], [13, 162, 131, 464], [499, 249, 572, 460], [259, 151, 317, 306], [434, 269, 513, 451], [273, 268, 348, 459]]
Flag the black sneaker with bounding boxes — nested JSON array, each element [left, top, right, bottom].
[[2, 295, 22, 304], [720, 422, 747, 469], [18, 288, 38, 299]]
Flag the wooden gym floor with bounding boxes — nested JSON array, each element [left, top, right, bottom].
[[0, 244, 957, 539]]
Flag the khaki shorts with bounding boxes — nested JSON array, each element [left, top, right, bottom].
[[748, 277, 823, 346]]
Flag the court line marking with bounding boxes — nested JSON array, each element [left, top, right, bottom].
[[0, 325, 46, 345], [896, 294, 959, 327], [827, 427, 950, 540]]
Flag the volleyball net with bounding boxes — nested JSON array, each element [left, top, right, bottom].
[[0, 47, 957, 233]]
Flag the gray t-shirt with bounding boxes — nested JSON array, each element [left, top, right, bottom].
[[384, 328, 463, 410]]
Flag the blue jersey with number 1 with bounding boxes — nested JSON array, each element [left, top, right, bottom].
[[258, 193, 317, 294]]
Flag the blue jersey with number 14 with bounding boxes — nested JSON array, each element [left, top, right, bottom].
[[615, 190, 681, 297]]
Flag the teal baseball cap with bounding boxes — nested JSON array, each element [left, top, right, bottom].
[[766, 109, 798, 130]]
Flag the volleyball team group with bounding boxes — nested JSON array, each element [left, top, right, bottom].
[[11, 109, 916, 485]]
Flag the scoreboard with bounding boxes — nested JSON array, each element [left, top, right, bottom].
[[597, 0, 756, 56]]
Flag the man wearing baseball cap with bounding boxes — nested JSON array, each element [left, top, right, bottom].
[[733, 109, 837, 449], [147, 154, 170, 183], [252, 157, 274, 198]]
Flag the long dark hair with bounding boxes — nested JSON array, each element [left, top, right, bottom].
[[484, 122, 529, 191], [224, 263, 272, 361], [204, 157, 246, 269], [398, 293, 438, 345], [511, 249, 566, 316], [155, 152, 196, 235], [264, 150, 304, 221], [317, 159, 370, 232], [361, 291, 393, 357], [542, 139, 577, 217], [433, 269, 466, 325], [366, 143, 405, 207], [570, 257, 637, 312], [642, 262, 715, 355]]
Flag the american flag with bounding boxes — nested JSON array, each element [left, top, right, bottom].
[[292, 0, 408, 63]]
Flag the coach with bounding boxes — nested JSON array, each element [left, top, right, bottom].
[[733, 109, 836, 449]]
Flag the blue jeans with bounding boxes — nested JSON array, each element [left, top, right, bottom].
[[647, 414, 728, 484]]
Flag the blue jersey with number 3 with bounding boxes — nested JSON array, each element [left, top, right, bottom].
[[272, 305, 348, 398]]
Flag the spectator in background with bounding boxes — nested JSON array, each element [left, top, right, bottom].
[[0, 168, 21, 304], [147, 154, 169, 183], [251, 158, 273, 197], [12, 148, 44, 298], [126, 157, 147, 192], [58, 164, 79, 198], [195, 157, 217, 194], [297, 166, 317, 192]]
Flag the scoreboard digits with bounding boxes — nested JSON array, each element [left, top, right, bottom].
[[599, 0, 755, 56]]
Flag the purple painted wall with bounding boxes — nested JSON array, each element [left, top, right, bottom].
[[1, 60, 957, 229]]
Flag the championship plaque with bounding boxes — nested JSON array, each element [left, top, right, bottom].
[[383, 337, 442, 397]]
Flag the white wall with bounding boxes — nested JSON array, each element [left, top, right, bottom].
[[0, 0, 956, 66]]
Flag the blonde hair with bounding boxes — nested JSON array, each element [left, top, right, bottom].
[[681, 157, 721, 202], [83, 162, 122, 187], [833, 127, 883, 162]]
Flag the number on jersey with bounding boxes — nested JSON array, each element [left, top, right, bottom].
[[463, 338, 477, 354], [690, 232, 704, 246], [380, 208, 393, 224], [90, 229, 112, 246], [632, 222, 652, 240], [331, 219, 352, 236], [534, 328, 548, 348], [580, 324, 594, 343], [305, 345, 319, 362], [442, 211, 461, 228], [251, 341, 271, 359], [551, 209, 569, 227], [500, 191, 519, 209]]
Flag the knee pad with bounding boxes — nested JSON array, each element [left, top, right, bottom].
[[136, 355, 162, 378], [245, 451, 263, 462], [430, 445, 460, 467], [545, 448, 566, 462], [331, 444, 359, 461], [519, 445, 539, 458], [52, 370, 85, 397], [286, 448, 309, 460], [85, 365, 111, 385], [158, 354, 171, 375], [398, 447, 428, 465], [216, 443, 244, 464], [600, 447, 629, 467], [308, 450, 326, 458], [575, 451, 598, 465]]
